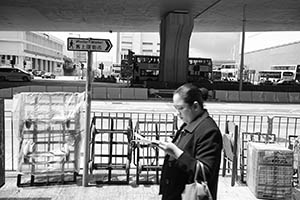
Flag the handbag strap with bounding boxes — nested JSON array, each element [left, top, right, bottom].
[[194, 160, 207, 183]]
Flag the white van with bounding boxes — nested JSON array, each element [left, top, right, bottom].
[[0, 67, 33, 81]]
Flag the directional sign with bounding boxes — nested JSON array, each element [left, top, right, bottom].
[[67, 37, 113, 52]]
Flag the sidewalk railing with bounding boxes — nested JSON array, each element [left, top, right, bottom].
[[4, 110, 300, 179]]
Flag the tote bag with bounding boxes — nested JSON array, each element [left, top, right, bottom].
[[181, 161, 213, 200]]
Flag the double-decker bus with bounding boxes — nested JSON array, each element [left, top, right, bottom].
[[296, 65, 300, 81], [258, 70, 295, 83], [132, 55, 160, 83], [131, 55, 213, 84], [270, 64, 300, 81], [187, 57, 213, 82]]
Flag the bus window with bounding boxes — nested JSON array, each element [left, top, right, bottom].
[[258, 70, 282, 83], [282, 71, 294, 81], [296, 65, 300, 81]]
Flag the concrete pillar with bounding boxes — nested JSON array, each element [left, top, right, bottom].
[[34, 58, 38, 70], [159, 12, 194, 85], [37, 59, 41, 70], [45, 60, 48, 72]]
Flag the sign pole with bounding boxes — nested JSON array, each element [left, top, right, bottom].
[[239, 4, 246, 91], [83, 50, 93, 187], [67, 37, 112, 186]]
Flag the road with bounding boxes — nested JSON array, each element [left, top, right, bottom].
[[4, 99, 300, 117], [0, 76, 127, 89]]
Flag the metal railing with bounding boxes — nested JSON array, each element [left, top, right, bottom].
[[5, 110, 300, 176]]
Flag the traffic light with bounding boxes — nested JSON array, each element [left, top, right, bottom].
[[128, 50, 134, 65], [99, 62, 104, 70]]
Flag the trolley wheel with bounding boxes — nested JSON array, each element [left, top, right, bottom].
[[17, 174, 22, 187], [73, 171, 78, 182], [25, 119, 32, 129], [66, 119, 71, 128]]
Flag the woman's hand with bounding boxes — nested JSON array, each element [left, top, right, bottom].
[[156, 141, 183, 159]]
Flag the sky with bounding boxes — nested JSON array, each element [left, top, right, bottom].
[[244, 31, 300, 52], [47, 31, 300, 63], [46, 31, 118, 63]]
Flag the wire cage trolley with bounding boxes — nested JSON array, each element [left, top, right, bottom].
[[288, 135, 300, 186], [89, 115, 133, 184], [240, 132, 276, 183], [132, 116, 177, 184], [13, 92, 85, 186]]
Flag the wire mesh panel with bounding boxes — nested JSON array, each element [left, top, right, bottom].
[[13, 92, 84, 186], [240, 132, 276, 183], [132, 115, 177, 184], [89, 115, 133, 184], [272, 116, 300, 146], [134, 120, 160, 184], [247, 142, 293, 199], [288, 135, 300, 186]]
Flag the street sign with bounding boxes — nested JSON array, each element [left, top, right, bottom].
[[67, 37, 113, 52]]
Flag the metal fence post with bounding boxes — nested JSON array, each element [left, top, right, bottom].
[[267, 116, 273, 143], [0, 98, 4, 187]]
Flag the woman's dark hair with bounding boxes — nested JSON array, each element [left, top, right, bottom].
[[174, 83, 204, 109], [199, 87, 208, 101]]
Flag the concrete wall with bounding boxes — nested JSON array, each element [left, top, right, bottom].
[[0, 86, 148, 100], [215, 90, 300, 103]]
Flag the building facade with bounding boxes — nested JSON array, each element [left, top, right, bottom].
[[118, 32, 240, 67], [0, 31, 64, 74], [118, 32, 160, 61], [245, 41, 300, 72]]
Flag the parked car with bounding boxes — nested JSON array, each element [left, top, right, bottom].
[[41, 72, 56, 79], [0, 67, 33, 81], [34, 70, 46, 77]]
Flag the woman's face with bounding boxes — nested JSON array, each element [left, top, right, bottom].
[[173, 93, 195, 124]]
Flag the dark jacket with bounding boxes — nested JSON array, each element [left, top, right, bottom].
[[159, 110, 223, 200]]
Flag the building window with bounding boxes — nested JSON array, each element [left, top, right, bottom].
[[142, 42, 153, 45], [121, 41, 132, 45], [142, 49, 153, 53], [121, 48, 132, 52]]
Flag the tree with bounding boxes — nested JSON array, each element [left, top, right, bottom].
[[63, 55, 75, 75]]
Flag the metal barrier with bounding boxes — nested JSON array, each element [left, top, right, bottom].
[[4, 110, 300, 185], [211, 114, 270, 134], [89, 115, 133, 184]]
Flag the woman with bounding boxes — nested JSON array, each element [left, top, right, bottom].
[[157, 83, 222, 200]]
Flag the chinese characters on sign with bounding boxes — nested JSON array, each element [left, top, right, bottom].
[[67, 37, 113, 52]]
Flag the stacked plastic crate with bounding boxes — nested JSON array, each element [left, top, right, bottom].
[[13, 92, 84, 186], [247, 142, 293, 199]]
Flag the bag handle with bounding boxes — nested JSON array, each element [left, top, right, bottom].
[[194, 160, 207, 183]]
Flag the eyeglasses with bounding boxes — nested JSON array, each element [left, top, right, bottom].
[[173, 104, 189, 111]]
